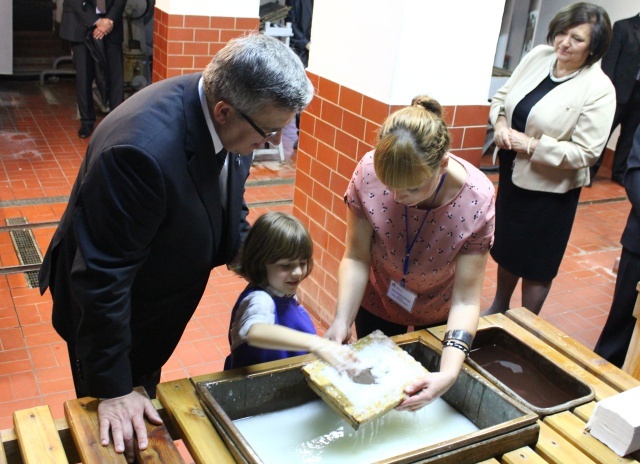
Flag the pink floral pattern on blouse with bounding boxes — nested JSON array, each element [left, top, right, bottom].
[[345, 152, 495, 326]]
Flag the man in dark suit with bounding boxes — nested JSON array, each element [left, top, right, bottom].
[[38, 34, 313, 463], [590, 14, 640, 185], [594, 124, 640, 367], [60, 0, 126, 138], [286, 0, 313, 67]]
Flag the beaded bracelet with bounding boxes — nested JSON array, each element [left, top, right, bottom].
[[443, 330, 473, 349], [442, 339, 470, 357], [526, 136, 535, 156]]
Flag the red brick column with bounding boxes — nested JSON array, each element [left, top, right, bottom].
[[295, 72, 490, 328], [152, 8, 259, 82]]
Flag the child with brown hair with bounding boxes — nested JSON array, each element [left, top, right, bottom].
[[225, 212, 355, 370]]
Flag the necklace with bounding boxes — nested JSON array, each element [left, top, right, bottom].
[[549, 58, 583, 83]]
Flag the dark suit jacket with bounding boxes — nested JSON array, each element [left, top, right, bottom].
[[60, 0, 126, 43], [622, 125, 640, 255], [286, 0, 313, 66], [39, 73, 252, 398], [601, 15, 640, 105]]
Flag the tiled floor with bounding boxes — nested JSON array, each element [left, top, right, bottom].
[[0, 77, 630, 434]]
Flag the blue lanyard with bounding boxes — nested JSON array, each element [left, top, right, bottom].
[[402, 173, 447, 286]]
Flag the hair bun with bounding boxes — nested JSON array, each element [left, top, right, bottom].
[[411, 95, 442, 117]]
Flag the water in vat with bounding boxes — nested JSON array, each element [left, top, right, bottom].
[[234, 397, 478, 463]]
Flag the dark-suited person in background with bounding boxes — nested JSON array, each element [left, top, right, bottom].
[[590, 13, 640, 185], [38, 34, 313, 463], [285, 0, 313, 147], [60, 0, 126, 138], [594, 124, 640, 367], [286, 0, 313, 67]]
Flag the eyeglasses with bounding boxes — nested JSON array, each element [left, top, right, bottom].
[[237, 110, 281, 141]]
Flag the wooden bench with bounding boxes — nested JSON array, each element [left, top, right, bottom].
[[1, 387, 183, 464], [1, 310, 639, 463]]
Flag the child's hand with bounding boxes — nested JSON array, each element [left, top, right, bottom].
[[310, 338, 360, 372]]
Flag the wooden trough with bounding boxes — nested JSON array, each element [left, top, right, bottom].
[[195, 333, 539, 464]]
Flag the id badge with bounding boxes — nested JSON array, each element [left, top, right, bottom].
[[387, 280, 417, 313]]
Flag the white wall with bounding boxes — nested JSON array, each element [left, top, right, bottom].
[[0, 0, 12, 74], [310, 0, 506, 106], [155, 0, 259, 17], [534, 0, 639, 48], [56, 0, 264, 24]]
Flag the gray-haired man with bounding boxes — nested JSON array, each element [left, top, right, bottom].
[[39, 34, 313, 462]]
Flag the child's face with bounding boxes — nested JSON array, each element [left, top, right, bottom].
[[265, 258, 308, 295]]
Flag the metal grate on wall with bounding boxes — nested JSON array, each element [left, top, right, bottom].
[[7, 217, 43, 288]]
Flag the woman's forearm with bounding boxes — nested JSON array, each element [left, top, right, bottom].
[[334, 256, 370, 326]]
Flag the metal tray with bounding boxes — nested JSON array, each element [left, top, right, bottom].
[[467, 326, 595, 416]]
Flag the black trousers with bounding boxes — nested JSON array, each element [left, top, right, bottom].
[[591, 82, 640, 182], [594, 247, 640, 368], [70, 35, 124, 126]]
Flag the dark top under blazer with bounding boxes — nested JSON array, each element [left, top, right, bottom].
[[601, 15, 640, 105], [60, 0, 126, 43], [39, 73, 252, 398]]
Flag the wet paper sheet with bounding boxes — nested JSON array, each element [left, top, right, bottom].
[[302, 330, 429, 429]]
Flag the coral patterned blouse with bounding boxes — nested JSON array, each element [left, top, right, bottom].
[[345, 152, 495, 326]]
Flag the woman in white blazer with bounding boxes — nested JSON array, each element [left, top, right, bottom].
[[484, 3, 615, 316]]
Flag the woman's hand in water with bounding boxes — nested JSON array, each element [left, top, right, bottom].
[[395, 371, 457, 412]]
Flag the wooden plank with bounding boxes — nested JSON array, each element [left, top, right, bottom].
[[574, 402, 596, 422], [505, 307, 640, 392], [2, 417, 80, 464], [0, 431, 8, 464], [64, 392, 179, 464], [622, 282, 640, 378], [544, 411, 640, 463], [536, 419, 596, 464], [501, 446, 548, 463], [475, 459, 500, 464], [623, 320, 640, 379], [64, 397, 127, 464], [132, 387, 185, 463], [481, 314, 620, 400], [13, 405, 68, 464], [156, 378, 235, 464]]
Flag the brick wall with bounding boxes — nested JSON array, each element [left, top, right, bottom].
[[295, 72, 490, 328], [152, 9, 259, 82]]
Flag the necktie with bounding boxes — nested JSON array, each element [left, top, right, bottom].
[[97, 0, 106, 13], [216, 149, 227, 171]]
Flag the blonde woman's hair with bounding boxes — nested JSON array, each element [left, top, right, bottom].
[[374, 95, 451, 189], [231, 212, 314, 286]]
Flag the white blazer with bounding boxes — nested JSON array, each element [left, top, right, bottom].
[[490, 45, 616, 193]]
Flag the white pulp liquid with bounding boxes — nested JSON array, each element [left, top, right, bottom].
[[233, 398, 479, 464]]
